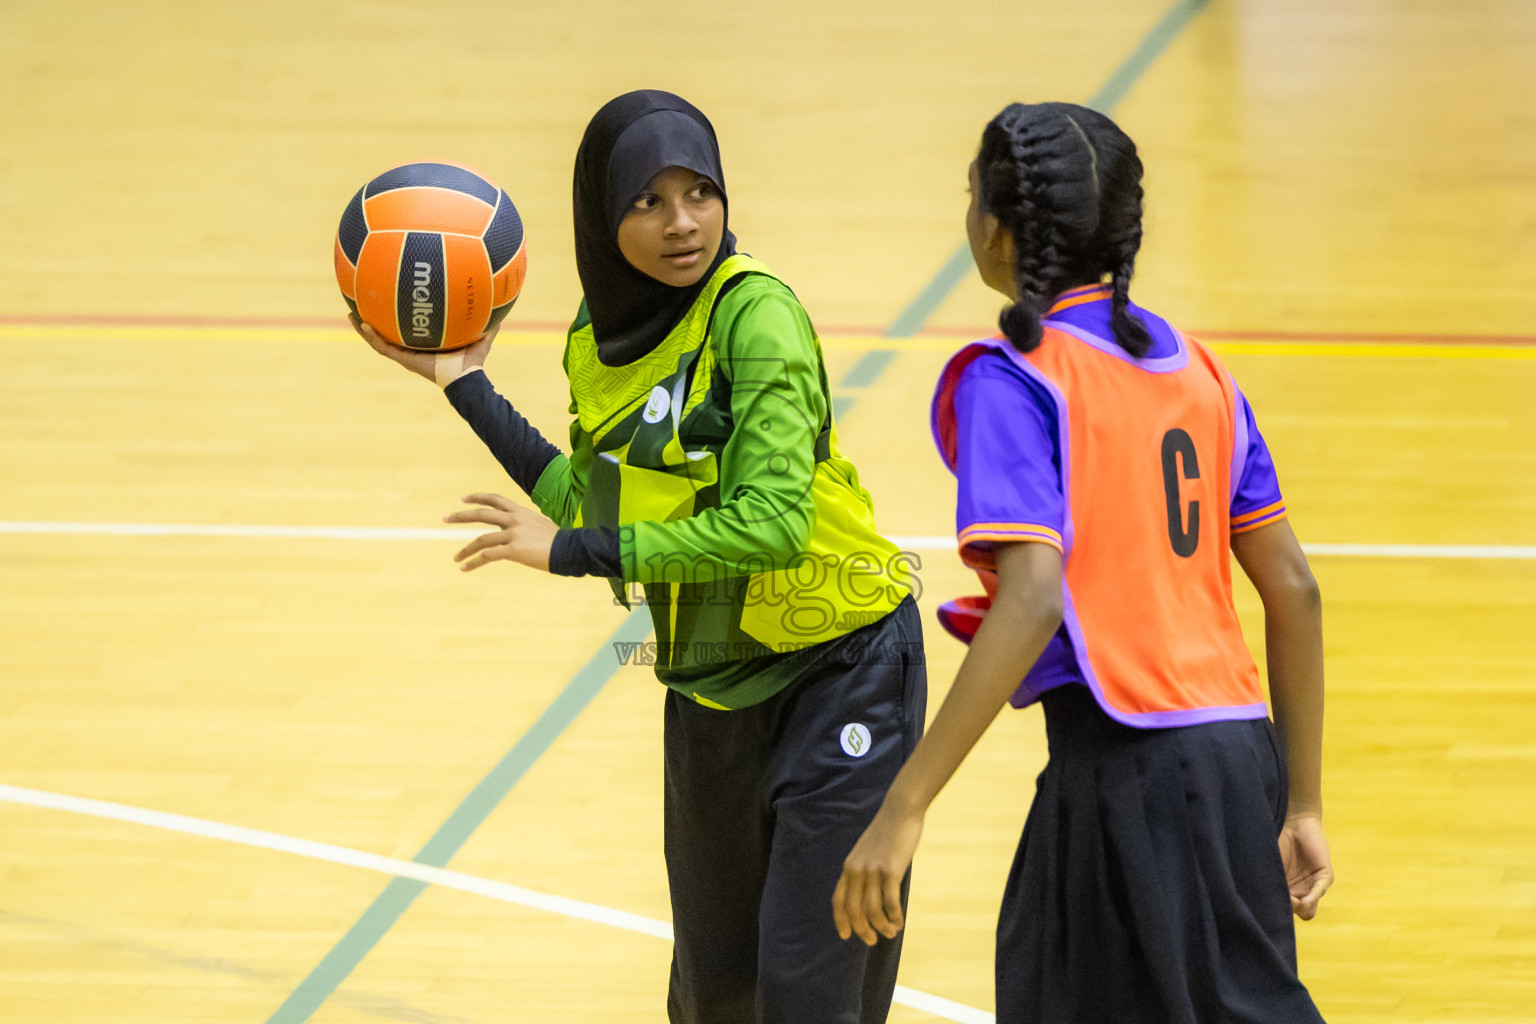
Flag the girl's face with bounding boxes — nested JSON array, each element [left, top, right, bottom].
[[617, 166, 725, 287], [965, 159, 1018, 301]]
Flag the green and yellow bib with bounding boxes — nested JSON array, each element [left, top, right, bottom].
[[533, 255, 913, 708]]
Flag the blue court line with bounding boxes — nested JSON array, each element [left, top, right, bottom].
[[882, 0, 1212, 340], [265, 608, 654, 1024]]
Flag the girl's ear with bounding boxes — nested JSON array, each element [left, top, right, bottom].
[[977, 212, 1020, 302]]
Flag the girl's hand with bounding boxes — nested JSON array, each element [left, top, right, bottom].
[[832, 799, 924, 946], [350, 313, 496, 388], [1278, 811, 1333, 920], [444, 493, 557, 573]]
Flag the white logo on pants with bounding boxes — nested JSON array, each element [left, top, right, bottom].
[[840, 723, 872, 758]]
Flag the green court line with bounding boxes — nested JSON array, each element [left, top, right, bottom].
[[883, 0, 1212, 340], [884, 245, 979, 340], [1086, 0, 1210, 113], [840, 348, 899, 388], [265, 608, 654, 1024]]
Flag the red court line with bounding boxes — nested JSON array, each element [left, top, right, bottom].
[[0, 313, 575, 332], [1, 313, 1533, 346], [919, 324, 1536, 346], [807, 321, 1536, 345]]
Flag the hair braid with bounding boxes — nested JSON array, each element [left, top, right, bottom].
[[1086, 115, 1152, 357], [976, 102, 1150, 357], [1107, 226, 1152, 357], [995, 122, 1048, 350]]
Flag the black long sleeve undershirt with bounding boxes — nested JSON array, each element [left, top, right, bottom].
[[443, 370, 620, 578], [548, 525, 623, 578], [444, 370, 563, 493]]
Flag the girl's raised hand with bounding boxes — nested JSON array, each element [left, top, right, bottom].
[[350, 313, 496, 388], [444, 493, 557, 573], [832, 800, 924, 946]]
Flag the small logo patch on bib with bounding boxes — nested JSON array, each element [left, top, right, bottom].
[[840, 723, 872, 758], [642, 386, 671, 424]]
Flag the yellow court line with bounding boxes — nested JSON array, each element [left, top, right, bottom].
[[840, 338, 1536, 360], [1203, 340, 1536, 361], [2, 324, 1533, 360]]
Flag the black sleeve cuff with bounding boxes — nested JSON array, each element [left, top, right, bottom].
[[548, 526, 623, 578]]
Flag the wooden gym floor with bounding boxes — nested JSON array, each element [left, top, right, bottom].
[[2, 1, 1534, 1021]]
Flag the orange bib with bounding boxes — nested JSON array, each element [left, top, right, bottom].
[[932, 327, 1267, 727]]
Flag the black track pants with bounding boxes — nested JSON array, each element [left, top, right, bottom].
[[663, 597, 927, 1024]]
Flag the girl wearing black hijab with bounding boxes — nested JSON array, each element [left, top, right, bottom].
[[356, 90, 927, 1024]]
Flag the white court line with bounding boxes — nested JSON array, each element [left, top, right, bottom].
[[2, 522, 1534, 560], [897, 537, 1536, 559], [1297, 542, 1536, 560], [0, 521, 484, 541], [0, 783, 993, 1024]]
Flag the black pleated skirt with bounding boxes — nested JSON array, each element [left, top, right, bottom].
[[996, 684, 1325, 1024]]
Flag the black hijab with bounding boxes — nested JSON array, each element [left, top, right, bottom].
[[573, 90, 736, 366]]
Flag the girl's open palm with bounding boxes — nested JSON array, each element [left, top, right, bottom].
[[444, 493, 557, 573]]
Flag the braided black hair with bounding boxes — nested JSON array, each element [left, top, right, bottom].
[[976, 102, 1152, 357]]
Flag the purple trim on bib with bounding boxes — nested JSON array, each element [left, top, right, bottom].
[[1024, 582, 1269, 725], [1041, 319, 1191, 373]]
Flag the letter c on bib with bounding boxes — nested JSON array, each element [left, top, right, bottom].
[[1160, 428, 1200, 558]]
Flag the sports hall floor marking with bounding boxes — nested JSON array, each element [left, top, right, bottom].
[[2, 522, 1533, 561], [0, 783, 994, 1024]]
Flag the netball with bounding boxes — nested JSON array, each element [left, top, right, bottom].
[[333, 161, 527, 350]]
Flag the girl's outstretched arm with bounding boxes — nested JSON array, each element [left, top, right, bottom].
[[1231, 518, 1333, 919], [832, 540, 1063, 946]]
